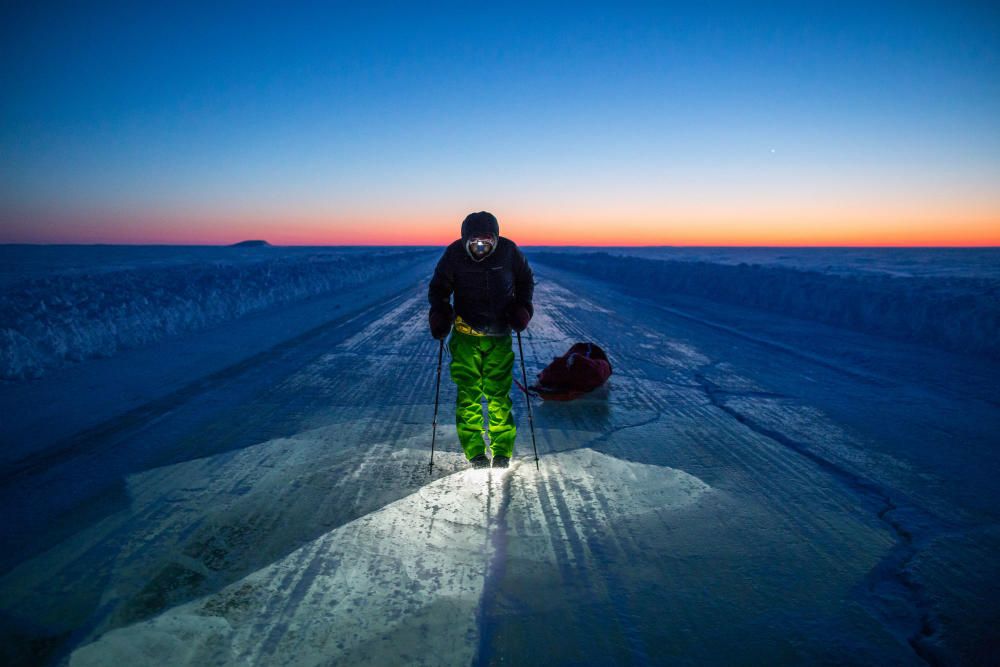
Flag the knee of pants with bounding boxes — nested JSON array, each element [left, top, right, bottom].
[[484, 392, 513, 413], [455, 384, 484, 405]]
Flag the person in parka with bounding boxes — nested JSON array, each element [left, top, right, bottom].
[[428, 211, 534, 468]]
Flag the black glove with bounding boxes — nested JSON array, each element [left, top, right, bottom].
[[429, 305, 454, 339], [508, 302, 532, 332]]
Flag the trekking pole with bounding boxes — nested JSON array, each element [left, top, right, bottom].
[[429, 338, 444, 473], [516, 330, 540, 470]]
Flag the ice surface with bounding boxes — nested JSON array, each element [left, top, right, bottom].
[[530, 251, 1000, 359], [67, 449, 708, 667], [2, 247, 998, 665], [0, 246, 435, 380]]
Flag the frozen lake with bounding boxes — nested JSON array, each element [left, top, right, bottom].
[[1, 246, 998, 666]]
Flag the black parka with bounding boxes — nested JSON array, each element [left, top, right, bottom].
[[428, 236, 534, 336]]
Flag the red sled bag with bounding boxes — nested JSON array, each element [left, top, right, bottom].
[[523, 342, 612, 401]]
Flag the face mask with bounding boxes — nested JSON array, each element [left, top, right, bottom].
[[467, 236, 496, 261]]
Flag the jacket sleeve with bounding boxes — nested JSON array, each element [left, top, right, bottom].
[[428, 248, 454, 314], [512, 246, 535, 317]]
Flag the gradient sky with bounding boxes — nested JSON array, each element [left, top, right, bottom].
[[1, 2, 998, 245]]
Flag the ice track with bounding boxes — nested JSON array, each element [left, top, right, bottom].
[[2, 265, 998, 666]]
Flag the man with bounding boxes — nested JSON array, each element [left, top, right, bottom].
[[428, 211, 534, 468]]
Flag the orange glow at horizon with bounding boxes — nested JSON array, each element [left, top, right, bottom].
[[2, 206, 998, 247]]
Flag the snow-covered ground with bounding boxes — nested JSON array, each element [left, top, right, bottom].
[[531, 250, 1000, 359], [529, 246, 1000, 279], [0, 245, 436, 381], [1, 247, 998, 666]]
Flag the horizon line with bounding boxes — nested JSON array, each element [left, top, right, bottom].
[[2, 242, 999, 249]]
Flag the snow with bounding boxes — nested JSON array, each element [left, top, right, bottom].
[[527, 246, 1000, 279], [0, 246, 436, 381], [2, 246, 998, 665], [0, 266, 436, 473], [529, 250, 1000, 359]]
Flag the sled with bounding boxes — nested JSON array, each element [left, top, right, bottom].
[[516, 342, 612, 401]]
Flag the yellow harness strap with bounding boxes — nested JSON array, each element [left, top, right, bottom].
[[453, 315, 487, 336]]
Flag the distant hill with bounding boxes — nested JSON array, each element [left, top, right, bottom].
[[230, 240, 271, 247]]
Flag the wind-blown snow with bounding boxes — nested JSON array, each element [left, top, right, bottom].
[[530, 251, 1000, 359], [0, 248, 435, 381]]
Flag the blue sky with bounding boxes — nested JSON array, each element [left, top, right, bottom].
[[1, 2, 998, 244]]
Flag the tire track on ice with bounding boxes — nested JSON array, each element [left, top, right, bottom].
[[531, 267, 938, 663]]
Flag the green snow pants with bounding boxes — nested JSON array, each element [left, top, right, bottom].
[[448, 328, 517, 460]]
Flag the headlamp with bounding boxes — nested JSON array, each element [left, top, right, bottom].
[[467, 236, 496, 261]]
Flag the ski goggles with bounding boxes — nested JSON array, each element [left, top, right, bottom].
[[466, 235, 496, 261]]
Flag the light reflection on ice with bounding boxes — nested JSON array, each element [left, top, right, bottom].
[[69, 449, 710, 667]]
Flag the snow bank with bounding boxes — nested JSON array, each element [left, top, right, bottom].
[[527, 246, 1000, 279], [0, 249, 435, 381], [531, 252, 1000, 359]]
